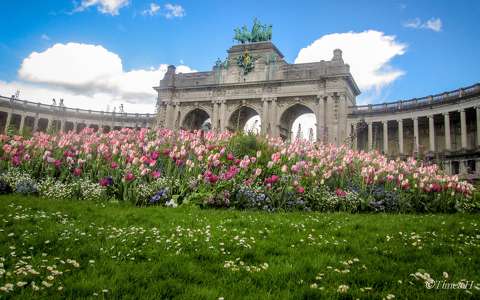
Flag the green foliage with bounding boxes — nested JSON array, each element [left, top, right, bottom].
[[226, 133, 270, 159]]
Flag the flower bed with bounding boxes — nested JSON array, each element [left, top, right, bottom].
[[0, 128, 477, 213]]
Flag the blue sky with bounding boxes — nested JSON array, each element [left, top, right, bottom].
[[0, 0, 479, 113]]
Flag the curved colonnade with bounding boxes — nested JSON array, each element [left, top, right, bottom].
[[348, 83, 480, 178], [0, 96, 155, 134]]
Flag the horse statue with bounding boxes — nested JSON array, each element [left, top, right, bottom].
[[233, 19, 272, 44]]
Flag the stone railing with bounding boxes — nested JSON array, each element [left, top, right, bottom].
[[350, 83, 480, 115]]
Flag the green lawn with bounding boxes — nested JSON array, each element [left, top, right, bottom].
[[0, 196, 479, 299]]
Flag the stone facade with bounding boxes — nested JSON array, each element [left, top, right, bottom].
[[154, 41, 360, 143]]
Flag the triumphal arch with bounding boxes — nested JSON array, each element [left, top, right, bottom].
[[155, 20, 360, 144]]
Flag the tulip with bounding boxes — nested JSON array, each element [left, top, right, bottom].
[[73, 168, 82, 176], [124, 172, 135, 182]]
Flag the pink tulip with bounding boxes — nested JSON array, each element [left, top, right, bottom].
[[124, 172, 135, 182], [73, 168, 82, 176]]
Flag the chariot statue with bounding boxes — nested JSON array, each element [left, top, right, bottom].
[[234, 18, 272, 44]]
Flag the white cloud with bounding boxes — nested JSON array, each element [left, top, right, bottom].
[[1, 42, 196, 113], [41, 34, 50, 41], [424, 18, 442, 32], [74, 0, 129, 15], [295, 30, 407, 93], [142, 3, 160, 16], [403, 17, 442, 32], [163, 3, 185, 19]]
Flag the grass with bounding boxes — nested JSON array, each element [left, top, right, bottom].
[[0, 195, 479, 299]]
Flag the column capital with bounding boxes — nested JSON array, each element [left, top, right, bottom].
[[459, 108, 466, 113], [397, 118, 403, 123], [442, 111, 450, 116], [428, 114, 434, 119], [382, 119, 388, 124]]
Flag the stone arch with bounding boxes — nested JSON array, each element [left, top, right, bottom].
[[181, 108, 211, 131], [279, 103, 316, 141], [227, 105, 261, 133]]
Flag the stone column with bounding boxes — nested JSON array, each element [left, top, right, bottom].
[[33, 114, 39, 132], [261, 98, 269, 135], [382, 120, 388, 154], [4, 111, 12, 134], [352, 122, 358, 150], [476, 107, 480, 147], [444, 161, 452, 175], [212, 101, 219, 131], [443, 112, 451, 151], [269, 98, 278, 137], [460, 160, 467, 175], [60, 119, 66, 132], [367, 121, 373, 151], [19, 114, 25, 134], [74, 122, 79, 133], [345, 121, 352, 148], [315, 95, 323, 143], [428, 115, 435, 152], [220, 100, 226, 131], [413, 117, 419, 153], [164, 104, 172, 128], [46, 118, 52, 132], [398, 119, 404, 155], [460, 109, 467, 149], [336, 94, 345, 144], [326, 95, 337, 144]]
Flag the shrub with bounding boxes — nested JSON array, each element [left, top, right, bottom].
[[233, 187, 273, 211], [0, 178, 12, 194], [73, 179, 106, 201], [37, 178, 75, 200], [1, 169, 33, 191], [135, 177, 178, 206], [14, 178, 38, 195], [226, 133, 270, 159], [369, 185, 400, 212]]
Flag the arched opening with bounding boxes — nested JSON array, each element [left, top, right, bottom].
[[102, 125, 111, 133], [279, 104, 316, 141], [76, 123, 87, 133], [182, 108, 211, 131], [228, 106, 260, 133], [89, 124, 99, 132], [65, 122, 74, 132], [38, 118, 49, 132]]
